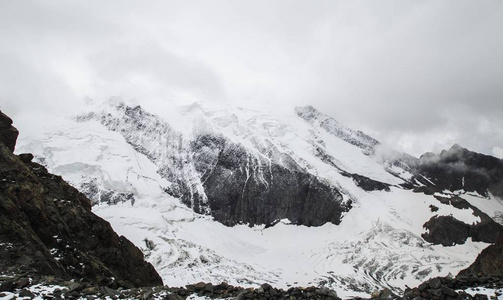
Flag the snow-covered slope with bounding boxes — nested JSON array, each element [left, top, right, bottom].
[[90, 189, 496, 298], [18, 113, 171, 205], [15, 99, 503, 298]]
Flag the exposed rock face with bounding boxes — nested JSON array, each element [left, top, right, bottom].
[[343, 172, 391, 192], [421, 196, 503, 246], [0, 110, 19, 152], [192, 134, 350, 226], [404, 276, 503, 300], [312, 145, 391, 192], [397, 144, 503, 247], [79, 177, 136, 205], [416, 144, 503, 198], [0, 112, 162, 288], [459, 234, 503, 277], [296, 105, 379, 155], [422, 216, 471, 246], [0, 280, 344, 300]]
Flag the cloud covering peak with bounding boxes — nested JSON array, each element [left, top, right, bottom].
[[1, 0, 502, 157]]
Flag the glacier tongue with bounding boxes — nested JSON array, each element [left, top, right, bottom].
[[91, 188, 490, 298], [14, 98, 502, 297]]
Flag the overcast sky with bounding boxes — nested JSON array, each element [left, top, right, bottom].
[[1, 0, 502, 158]]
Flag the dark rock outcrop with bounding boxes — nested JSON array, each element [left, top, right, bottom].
[[415, 144, 503, 198], [0, 112, 162, 289], [421, 197, 503, 246], [192, 134, 351, 227], [0, 110, 19, 152], [422, 215, 471, 246], [404, 276, 503, 300], [314, 145, 391, 192], [406, 145, 503, 246], [1, 280, 343, 300], [459, 233, 503, 277], [345, 172, 391, 192]]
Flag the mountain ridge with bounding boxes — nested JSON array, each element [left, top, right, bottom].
[[13, 99, 503, 296]]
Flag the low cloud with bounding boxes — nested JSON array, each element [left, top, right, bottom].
[[1, 0, 502, 158], [493, 147, 503, 160]]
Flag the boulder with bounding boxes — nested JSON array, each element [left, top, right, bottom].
[[0, 110, 19, 152]]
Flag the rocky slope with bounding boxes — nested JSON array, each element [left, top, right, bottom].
[[402, 238, 503, 300], [0, 110, 162, 290], [295, 105, 379, 155], [415, 144, 503, 198], [403, 144, 503, 246], [75, 101, 352, 227], [0, 111, 18, 152], [459, 233, 503, 278]]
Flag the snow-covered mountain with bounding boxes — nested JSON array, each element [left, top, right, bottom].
[[15, 99, 503, 298]]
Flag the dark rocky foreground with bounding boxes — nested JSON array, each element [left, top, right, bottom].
[[0, 110, 162, 289], [402, 276, 503, 300], [1, 274, 502, 299], [401, 233, 503, 300], [0, 279, 345, 300]]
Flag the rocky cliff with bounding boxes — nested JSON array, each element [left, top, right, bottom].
[[78, 102, 352, 227], [0, 110, 162, 290], [406, 144, 503, 246], [415, 144, 503, 198], [458, 233, 503, 277]]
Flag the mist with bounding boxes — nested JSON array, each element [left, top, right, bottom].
[[1, 0, 502, 158]]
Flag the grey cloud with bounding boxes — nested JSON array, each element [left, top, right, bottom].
[[87, 40, 225, 103], [0, 0, 502, 159], [0, 53, 78, 117], [0, 1, 119, 45]]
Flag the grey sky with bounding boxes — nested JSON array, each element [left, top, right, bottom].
[[1, 0, 502, 157]]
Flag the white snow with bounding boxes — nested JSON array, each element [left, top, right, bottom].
[[94, 187, 489, 298], [458, 287, 503, 299], [433, 204, 481, 225], [17, 115, 171, 203], [464, 193, 503, 225], [186, 295, 212, 300], [0, 293, 15, 300]]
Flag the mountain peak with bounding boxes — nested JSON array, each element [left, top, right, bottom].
[[295, 105, 379, 154], [295, 105, 332, 122], [448, 143, 466, 153], [183, 101, 204, 112]]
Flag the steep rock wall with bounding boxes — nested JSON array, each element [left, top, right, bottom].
[[0, 110, 162, 288]]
